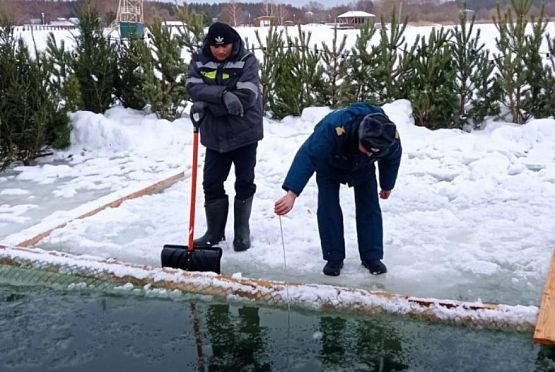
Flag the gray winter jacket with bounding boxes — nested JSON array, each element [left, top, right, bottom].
[[186, 30, 263, 153]]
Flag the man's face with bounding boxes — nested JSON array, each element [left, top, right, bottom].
[[210, 43, 233, 61]]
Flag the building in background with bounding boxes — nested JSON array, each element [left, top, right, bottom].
[[336, 11, 375, 28]]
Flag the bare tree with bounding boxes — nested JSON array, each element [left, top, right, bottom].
[[219, 1, 245, 27], [354, 0, 375, 13], [303, 1, 324, 12], [0, 0, 26, 23]]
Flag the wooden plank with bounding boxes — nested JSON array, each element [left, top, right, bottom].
[[534, 248, 555, 344], [0, 245, 538, 332], [16, 171, 184, 248]]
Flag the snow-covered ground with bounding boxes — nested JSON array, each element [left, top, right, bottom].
[[1, 99, 554, 308], [1, 25, 554, 309]]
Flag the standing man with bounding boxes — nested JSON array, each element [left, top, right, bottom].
[[186, 22, 263, 252], [274, 102, 402, 276]]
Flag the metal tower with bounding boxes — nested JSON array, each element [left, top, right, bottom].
[[116, 0, 144, 38]]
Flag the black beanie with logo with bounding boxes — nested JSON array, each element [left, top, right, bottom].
[[358, 113, 397, 156], [206, 22, 238, 46]]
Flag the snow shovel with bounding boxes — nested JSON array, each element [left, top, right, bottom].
[[161, 111, 223, 274]]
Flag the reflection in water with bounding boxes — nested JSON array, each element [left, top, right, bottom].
[[0, 283, 554, 371], [319, 315, 408, 371], [206, 304, 271, 371], [355, 316, 408, 370], [536, 346, 555, 371]]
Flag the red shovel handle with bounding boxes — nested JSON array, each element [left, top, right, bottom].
[[188, 127, 200, 252]]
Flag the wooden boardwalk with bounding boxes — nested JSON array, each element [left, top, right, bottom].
[[534, 249, 555, 344]]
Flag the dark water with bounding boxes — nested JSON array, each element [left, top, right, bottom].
[[0, 284, 554, 372]]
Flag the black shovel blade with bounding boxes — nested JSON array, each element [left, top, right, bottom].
[[161, 244, 223, 274]]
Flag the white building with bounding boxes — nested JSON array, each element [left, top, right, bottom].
[[337, 11, 376, 28]]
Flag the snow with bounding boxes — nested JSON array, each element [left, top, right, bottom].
[[1, 25, 555, 314], [0, 246, 538, 331]]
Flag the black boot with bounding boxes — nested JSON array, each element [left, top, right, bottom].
[[362, 260, 387, 275], [194, 197, 228, 246], [323, 260, 343, 276], [233, 196, 253, 252]]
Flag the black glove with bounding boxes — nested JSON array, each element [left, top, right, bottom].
[[190, 101, 207, 127], [222, 91, 244, 117]]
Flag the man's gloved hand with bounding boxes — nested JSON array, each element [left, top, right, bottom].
[[190, 101, 207, 127], [222, 91, 244, 117]]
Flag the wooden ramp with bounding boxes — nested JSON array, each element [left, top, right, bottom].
[[534, 249, 555, 345]]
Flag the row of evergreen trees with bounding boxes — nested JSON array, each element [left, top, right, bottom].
[[1, 0, 554, 171], [0, 18, 70, 171], [258, 0, 555, 128]]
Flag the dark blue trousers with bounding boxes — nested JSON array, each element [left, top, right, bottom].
[[316, 173, 383, 262], [203, 143, 257, 201]]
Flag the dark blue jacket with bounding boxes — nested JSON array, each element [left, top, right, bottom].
[[282, 102, 402, 196], [186, 28, 263, 153]]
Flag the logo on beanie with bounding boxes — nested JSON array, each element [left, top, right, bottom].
[[215, 36, 225, 45]]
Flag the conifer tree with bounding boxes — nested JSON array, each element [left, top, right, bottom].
[[73, 3, 117, 114], [493, 0, 539, 124], [538, 36, 555, 118], [114, 34, 153, 110], [346, 13, 416, 106], [271, 42, 306, 118], [45, 33, 82, 112], [521, 3, 551, 120], [372, 9, 414, 103], [343, 21, 378, 104], [0, 20, 17, 169], [143, 17, 188, 120], [296, 29, 325, 111], [318, 27, 350, 108], [270, 26, 323, 118], [0, 21, 70, 170], [451, 11, 500, 129], [255, 26, 285, 113], [405, 27, 458, 129], [175, 5, 205, 55]]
